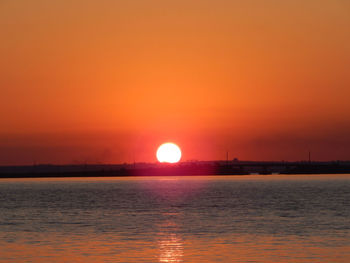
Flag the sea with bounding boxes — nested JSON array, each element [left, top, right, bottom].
[[0, 174, 349, 262]]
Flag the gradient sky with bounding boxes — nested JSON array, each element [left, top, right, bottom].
[[1, 0, 350, 165]]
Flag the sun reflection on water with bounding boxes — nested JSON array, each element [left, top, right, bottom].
[[158, 233, 183, 262], [157, 211, 184, 263]]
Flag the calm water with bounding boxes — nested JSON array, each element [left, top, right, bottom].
[[0, 175, 349, 262]]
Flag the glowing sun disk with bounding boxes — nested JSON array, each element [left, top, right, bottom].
[[156, 143, 182, 163]]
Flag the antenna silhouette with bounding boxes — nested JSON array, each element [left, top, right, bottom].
[[309, 151, 311, 163]]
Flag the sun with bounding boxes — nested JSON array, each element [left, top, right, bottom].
[[156, 143, 182, 163]]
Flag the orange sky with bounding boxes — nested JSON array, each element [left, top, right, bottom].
[[1, 0, 350, 165]]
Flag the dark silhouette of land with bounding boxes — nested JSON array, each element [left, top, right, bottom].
[[1, 160, 350, 178]]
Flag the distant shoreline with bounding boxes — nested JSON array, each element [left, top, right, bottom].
[[1, 160, 350, 178]]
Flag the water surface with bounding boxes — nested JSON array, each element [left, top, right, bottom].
[[0, 175, 349, 262]]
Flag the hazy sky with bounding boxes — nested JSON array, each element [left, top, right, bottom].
[[1, 0, 350, 165]]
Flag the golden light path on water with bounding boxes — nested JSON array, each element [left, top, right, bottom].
[[158, 219, 183, 263]]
